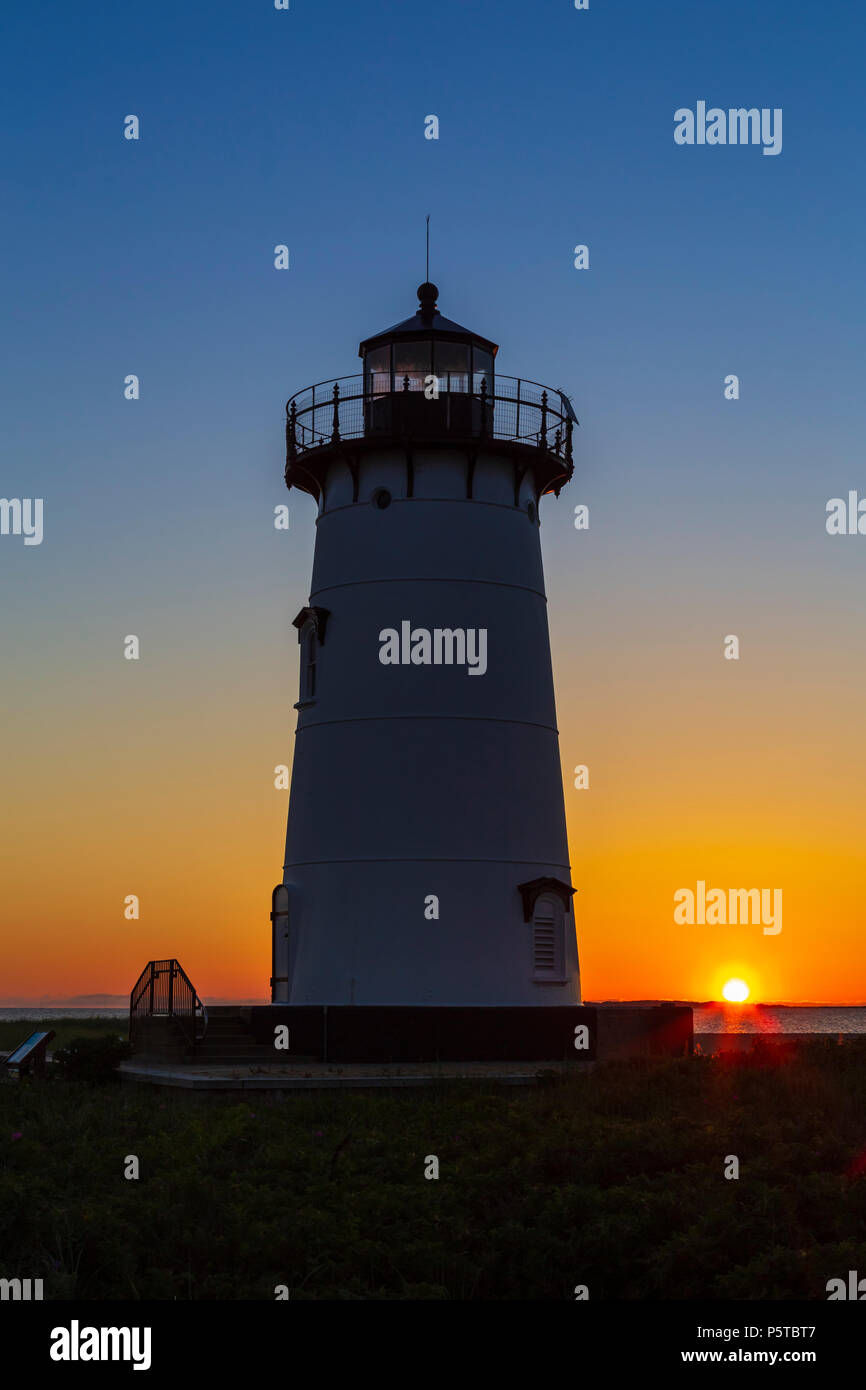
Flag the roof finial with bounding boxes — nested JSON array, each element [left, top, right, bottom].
[[417, 274, 438, 322], [416, 215, 438, 319]]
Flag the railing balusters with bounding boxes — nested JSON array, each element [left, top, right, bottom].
[[287, 401, 297, 462], [284, 375, 574, 475]]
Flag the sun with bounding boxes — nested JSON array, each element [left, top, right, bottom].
[[722, 978, 750, 1003]]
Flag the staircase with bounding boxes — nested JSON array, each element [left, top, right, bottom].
[[128, 966, 321, 1065], [192, 1007, 315, 1067], [129, 958, 207, 1059]]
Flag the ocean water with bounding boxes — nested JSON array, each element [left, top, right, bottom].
[[692, 1006, 866, 1035], [0, 1008, 129, 1020], [2, 1005, 866, 1033]]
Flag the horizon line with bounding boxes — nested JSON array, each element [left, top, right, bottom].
[[2, 997, 866, 1009]]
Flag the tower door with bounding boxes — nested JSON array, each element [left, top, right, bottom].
[[271, 884, 290, 1003]]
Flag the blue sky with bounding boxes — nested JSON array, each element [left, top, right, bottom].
[[3, 0, 863, 537]]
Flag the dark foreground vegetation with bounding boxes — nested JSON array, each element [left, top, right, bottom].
[[2, 1033, 866, 1299]]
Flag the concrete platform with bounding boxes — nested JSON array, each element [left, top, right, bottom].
[[118, 1059, 582, 1090]]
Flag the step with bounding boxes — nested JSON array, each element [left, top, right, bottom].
[[192, 1053, 319, 1066]]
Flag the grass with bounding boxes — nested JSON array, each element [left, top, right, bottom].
[[2, 1034, 866, 1299]]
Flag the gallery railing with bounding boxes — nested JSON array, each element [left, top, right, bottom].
[[129, 959, 208, 1051], [285, 373, 576, 467]]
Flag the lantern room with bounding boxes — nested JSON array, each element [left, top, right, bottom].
[[359, 282, 497, 438], [360, 281, 496, 396]]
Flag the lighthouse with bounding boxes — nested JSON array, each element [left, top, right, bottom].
[[272, 283, 580, 1027]]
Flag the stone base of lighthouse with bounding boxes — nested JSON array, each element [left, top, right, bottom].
[[126, 1001, 693, 1071], [246, 1003, 693, 1064]]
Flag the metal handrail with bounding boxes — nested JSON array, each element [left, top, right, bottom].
[[129, 959, 208, 1051], [285, 373, 577, 466], [288, 370, 570, 403]]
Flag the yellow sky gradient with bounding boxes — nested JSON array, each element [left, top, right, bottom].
[[2, 625, 864, 1003]]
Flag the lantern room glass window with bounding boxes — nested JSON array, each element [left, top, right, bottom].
[[393, 340, 431, 391], [472, 347, 494, 396], [364, 337, 495, 401], [365, 345, 391, 396], [433, 341, 470, 393]]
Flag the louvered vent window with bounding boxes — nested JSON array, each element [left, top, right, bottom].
[[532, 895, 565, 982]]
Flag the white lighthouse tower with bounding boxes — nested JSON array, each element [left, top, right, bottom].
[[272, 283, 579, 1026]]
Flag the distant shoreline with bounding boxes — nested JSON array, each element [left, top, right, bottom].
[[3, 1000, 866, 1010]]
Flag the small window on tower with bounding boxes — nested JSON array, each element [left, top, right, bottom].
[[301, 622, 317, 701], [531, 895, 565, 982]]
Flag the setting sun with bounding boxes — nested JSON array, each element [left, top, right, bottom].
[[722, 978, 750, 1003]]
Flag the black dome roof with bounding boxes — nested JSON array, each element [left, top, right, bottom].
[[359, 283, 498, 359]]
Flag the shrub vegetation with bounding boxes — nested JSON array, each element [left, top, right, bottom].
[[1, 1036, 866, 1299]]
